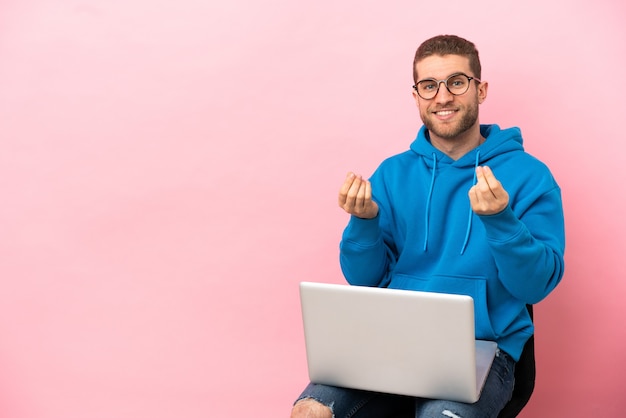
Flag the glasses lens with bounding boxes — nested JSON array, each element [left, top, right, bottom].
[[446, 74, 470, 95], [416, 74, 474, 99], [417, 80, 439, 99]]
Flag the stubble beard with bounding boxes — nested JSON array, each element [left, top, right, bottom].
[[422, 100, 479, 140]]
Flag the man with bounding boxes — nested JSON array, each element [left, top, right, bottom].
[[291, 34, 565, 418]]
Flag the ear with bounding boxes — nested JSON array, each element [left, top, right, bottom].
[[477, 81, 488, 104], [411, 88, 420, 107]]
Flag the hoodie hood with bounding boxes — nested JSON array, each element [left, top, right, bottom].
[[410, 124, 524, 168], [409, 124, 525, 254]]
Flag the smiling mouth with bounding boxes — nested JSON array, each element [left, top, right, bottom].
[[434, 110, 456, 116]]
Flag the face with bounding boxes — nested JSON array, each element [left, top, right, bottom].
[[413, 55, 487, 141]]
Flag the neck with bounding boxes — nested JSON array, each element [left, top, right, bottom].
[[429, 127, 484, 160]]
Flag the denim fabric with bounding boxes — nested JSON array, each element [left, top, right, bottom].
[[295, 349, 515, 418]]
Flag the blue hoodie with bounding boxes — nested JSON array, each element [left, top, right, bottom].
[[339, 124, 565, 361]]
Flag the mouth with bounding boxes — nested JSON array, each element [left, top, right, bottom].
[[432, 109, 458, 119]]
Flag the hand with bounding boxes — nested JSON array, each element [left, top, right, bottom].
[[338, 172, 379, 219], [468, 166, 509, 215]]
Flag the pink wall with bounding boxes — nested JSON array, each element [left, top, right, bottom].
[[0, 1, 624, 416]]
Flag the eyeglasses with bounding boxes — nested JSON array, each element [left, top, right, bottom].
[[412, 73, 481, 100]]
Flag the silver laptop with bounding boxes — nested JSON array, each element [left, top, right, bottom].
[[299, 281, 497, 403]]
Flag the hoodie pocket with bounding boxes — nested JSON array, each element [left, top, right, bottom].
[[388, 273, 496, 340]]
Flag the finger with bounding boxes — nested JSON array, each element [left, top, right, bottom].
[[475, 166, 497, 199], [338, 172, 357, 206], [468, 184, 481, 206], [364, 179, 372, 203], [482, 166, 507, 200], [480, 166, 498, 185], [354, 179, 378, 218], [345, 175, 365, 211], [355, 179, 371, 211]]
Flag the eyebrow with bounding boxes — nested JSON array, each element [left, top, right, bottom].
[[416, 72, 471, 83]]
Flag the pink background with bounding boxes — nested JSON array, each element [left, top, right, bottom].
[[0, 1, 624, 416]]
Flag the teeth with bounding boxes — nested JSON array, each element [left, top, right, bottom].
[[436, 110, 454, 116]]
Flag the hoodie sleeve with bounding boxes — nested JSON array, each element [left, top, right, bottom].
[[477, 185, 565, 304], [338, 213, 397, 287], [338, 158, 401, 287]]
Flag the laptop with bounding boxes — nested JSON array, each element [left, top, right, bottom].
[[299, 281, 497, 403]]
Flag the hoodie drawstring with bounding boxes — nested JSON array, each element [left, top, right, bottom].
[[460, 150, 481, 254], [423, 152, 437, 252]]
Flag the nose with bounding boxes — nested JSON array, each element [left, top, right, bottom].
[[434, 80, 454, 103]]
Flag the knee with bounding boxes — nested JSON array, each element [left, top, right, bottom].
[[291, 398, 333, 418]]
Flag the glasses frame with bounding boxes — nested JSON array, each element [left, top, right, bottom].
[[412, 72, 481, 100]]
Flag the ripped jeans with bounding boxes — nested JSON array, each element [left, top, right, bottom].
[[294, 349, 515, 418]]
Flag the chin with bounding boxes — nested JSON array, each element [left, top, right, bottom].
[[426, 123, 465, 140]]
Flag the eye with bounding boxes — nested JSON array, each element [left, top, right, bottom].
[[448, 75, 468, 88], [419, 81, 437, 91]]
